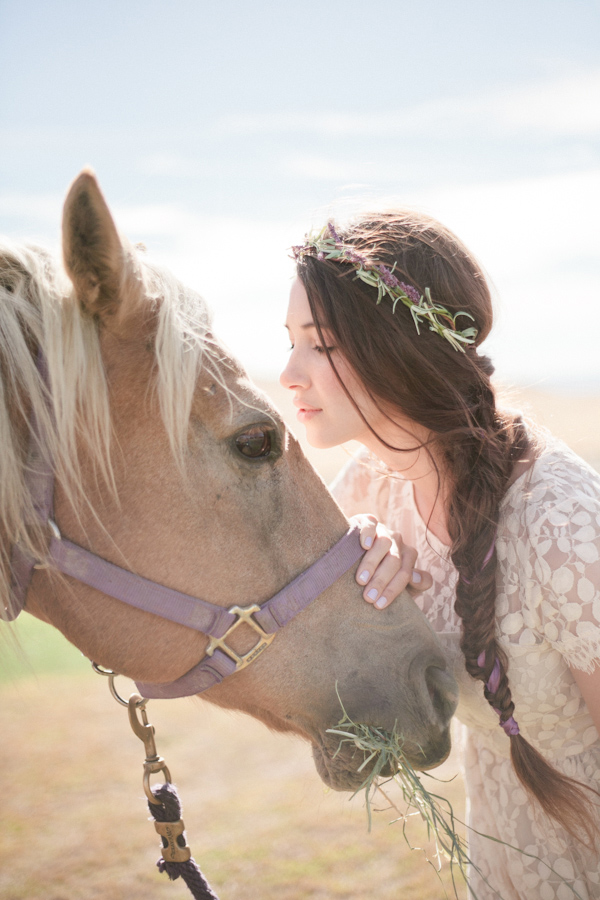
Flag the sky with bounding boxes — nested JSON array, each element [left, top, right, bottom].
[[1, 0, 599, 388]]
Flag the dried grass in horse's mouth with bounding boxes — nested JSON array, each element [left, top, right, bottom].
[[327, 700, 585, 900], [326, 714, 470, 893]]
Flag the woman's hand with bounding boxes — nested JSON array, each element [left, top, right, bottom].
[[352, 514, 432, 610]]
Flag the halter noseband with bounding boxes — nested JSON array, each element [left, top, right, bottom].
[[7, 352, 363, 699]]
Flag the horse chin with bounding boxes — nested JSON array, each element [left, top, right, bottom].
[[312, 726, 452, 793]]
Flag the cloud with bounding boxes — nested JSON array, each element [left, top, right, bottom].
[[137, 154, 232, 178], [1, 165, 598, 385], [116, 167, 600, 384], [0, 193, 63, 225], [410, 168, 600, 276], [406, 169, 600, 385], [138, 154, 204, 177], [282, 155, 379, 181], [211, 69, 600, 140], [111, 204, 302, 374], [491, 71, 600, 136]]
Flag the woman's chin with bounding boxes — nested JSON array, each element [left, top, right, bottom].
[[305, 432, 341, 450], [302, 422, 350, 450], [306, 435, 330, 449]]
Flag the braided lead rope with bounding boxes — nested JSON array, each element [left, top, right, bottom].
[[126, 694, 221, 899], [149, 782, 220, 900], [92, 670, 222, 900]]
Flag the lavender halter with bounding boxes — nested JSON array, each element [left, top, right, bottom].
[[7, 353, 363, 699]]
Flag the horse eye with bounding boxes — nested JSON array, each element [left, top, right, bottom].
[[235, 427, 273, 459]]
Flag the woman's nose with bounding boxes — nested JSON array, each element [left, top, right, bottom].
[[280, 351, 309, 391]]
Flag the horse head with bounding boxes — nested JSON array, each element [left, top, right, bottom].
[[1, 170, 458, 791]]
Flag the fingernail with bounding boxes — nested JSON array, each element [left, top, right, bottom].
[[359, 570, 370, 584], [363, 536, 373, 548], [367, 588, 378, 601], [375, 596, 387, 609], [412, 571, 422, 584]]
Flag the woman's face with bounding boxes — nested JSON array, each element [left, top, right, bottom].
[[280, 277, 386, 449]]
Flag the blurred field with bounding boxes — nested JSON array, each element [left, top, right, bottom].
[[1, 383, 599, 899], [1, 621, 467, 900]]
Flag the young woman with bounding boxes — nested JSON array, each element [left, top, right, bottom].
[[281, 213, 600, 898]]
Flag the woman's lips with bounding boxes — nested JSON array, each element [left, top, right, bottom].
[[297, 408, 321, 422], [294, 400, 322, 423]]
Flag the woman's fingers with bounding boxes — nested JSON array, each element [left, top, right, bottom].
[[407, 568, 433, 595], [355, 519, 396, 583], [352, 513, 432, 609], [366, 563, 433, 609], [355, 513, 378, 550], [360, 536, 414, 607]]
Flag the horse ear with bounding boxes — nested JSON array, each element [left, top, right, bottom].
[[62, 168, 141, 325]]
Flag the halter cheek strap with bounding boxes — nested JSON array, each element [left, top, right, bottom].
[[7, 351, 54, 619], [45, 519, 363, 699], [135, 526, 363, 699]]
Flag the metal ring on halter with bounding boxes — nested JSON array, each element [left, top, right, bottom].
[[91, 662, 147, 709]]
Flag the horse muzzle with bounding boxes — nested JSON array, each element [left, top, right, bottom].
[[310, 659, 458, 791]]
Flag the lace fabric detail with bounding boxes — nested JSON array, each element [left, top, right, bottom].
[[331, 450, 461, 629], [331, 440, 600, 898]]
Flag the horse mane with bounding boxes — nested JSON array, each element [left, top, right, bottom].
[[0, 237, 216, 620]]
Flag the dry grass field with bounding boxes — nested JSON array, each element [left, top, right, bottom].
[[0, 658, 467, 900], [1, 383, 599, 900]]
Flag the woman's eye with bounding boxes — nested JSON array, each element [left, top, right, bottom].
[[235, 427, 273, 459], [315, 345, 335, 353]]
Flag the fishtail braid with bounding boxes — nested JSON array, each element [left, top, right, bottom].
[[447, 374, 598, 846]]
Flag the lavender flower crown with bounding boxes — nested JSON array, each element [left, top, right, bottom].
[[292, 222, 478, 353]]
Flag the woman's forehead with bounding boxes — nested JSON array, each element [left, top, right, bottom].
[[286, 276, 312, 326]]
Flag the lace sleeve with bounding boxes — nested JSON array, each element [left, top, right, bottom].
[[529, 491, 600, 674]]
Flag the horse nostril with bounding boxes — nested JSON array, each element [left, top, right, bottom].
[[425, 666, 458, 725]]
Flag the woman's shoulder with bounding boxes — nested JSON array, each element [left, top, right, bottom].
[[502, 433, 600, 533], [500, 437, 600, 674]]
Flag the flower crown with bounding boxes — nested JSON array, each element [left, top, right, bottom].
[[291, 222, 478, 353]]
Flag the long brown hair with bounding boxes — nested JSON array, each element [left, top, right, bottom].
[[296, 209, 598, 845]]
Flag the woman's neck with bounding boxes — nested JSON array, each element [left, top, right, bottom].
[[361, 421, 537, 548], [361, 432, 452, 546]]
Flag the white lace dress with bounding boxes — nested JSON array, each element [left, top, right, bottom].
[[330, 439, 600, 899]]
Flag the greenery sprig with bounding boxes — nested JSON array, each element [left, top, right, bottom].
[[327, 697, 585, 900], [292, 222, 478, 353]]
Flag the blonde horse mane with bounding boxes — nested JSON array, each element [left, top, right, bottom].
[[0, 237, 218, 620]]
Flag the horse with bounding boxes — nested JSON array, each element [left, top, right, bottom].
[[1, 169, 457, 797]]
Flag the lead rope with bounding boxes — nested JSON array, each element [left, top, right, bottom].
[[93, 665, 220, 900], [147, 779, 219, 900]]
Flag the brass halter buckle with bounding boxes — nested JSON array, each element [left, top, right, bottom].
[[205, 604, 275, 672]]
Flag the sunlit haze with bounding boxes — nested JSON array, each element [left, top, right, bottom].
[[1, 0, 599, 387]]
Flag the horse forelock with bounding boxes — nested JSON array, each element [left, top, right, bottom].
[[0, 237, 217, 620]]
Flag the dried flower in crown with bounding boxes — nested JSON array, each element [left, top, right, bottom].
[[291, 222, 478, 353]]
